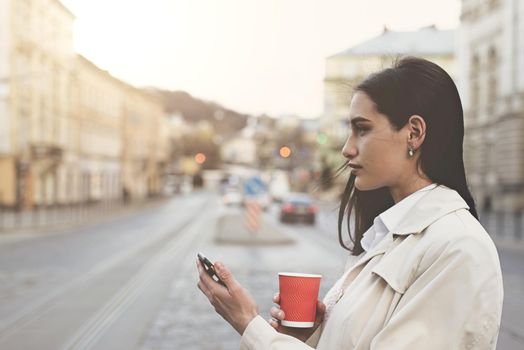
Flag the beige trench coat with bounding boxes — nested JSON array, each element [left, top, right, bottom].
[[240, 185, 504, 350]]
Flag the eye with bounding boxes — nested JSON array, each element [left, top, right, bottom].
[[353, 124, 369, 136]]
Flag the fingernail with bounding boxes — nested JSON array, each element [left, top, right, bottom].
[[278, 311, 283, 318], [215, 262, 222, 270]]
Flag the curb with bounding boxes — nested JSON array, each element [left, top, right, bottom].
[[0, 197, 170, 237]]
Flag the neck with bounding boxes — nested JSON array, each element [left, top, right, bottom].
[[389, 177, 433, 204]]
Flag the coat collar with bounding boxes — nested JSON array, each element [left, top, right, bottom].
[[348, 185, 470, 269], [391, 184, 469, 236]]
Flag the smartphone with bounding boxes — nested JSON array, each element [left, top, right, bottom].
[[197, 252, 226, 287]]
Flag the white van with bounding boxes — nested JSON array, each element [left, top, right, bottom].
[[269, 170, 290, 203]]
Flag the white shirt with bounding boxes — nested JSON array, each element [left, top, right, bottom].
[[361, 183, 438, 252]]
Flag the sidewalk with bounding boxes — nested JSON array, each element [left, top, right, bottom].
[[493, 239, 524, 253], [0, 196, 170, 236]]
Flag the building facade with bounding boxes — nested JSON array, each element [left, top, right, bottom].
[[221, 135, 257, 166], [123, 86, 169, 200], [0, 0, 170, 209], [0, 0, 75, 208], [459, 0, 524, 239], [323, 26, 456, 148], [74, 55, 123, 203]]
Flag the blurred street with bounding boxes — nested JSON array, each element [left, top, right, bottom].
[[0, 191, 521, 349], [0, 1, 522, 349]]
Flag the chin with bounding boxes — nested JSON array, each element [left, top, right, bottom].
[[354, 177, 384, 192]]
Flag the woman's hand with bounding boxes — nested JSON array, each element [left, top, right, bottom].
[[268, 292, 326, 342], [197, 259, 259, 335]]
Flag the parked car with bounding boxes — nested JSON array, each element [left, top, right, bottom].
[[279, 193, 317, 225]]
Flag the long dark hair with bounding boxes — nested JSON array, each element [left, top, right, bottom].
[[338, 56, 478, 255]]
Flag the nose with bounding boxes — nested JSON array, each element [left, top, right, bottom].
[[342, 135, 357, 159]]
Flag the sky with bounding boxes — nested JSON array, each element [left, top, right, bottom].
[[61, 0, 461, 118]]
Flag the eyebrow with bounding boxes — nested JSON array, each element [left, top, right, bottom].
[[349, 116, 371, 127]]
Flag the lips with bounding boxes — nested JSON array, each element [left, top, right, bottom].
[[348, 163, 362, 175]]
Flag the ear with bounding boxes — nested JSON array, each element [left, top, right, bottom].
[[406, 115, 426, 150]]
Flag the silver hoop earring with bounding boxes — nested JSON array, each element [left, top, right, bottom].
[[408, 148, 415, 157]]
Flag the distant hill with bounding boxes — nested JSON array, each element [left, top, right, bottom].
[[152, 89, 249, 135]]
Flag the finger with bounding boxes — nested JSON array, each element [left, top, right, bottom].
[[273, 292, 280, 303], [317, 300, 327, 315], [270, 306, 284, 320], [197, 259, 215, 290], [315, 300, 326, 325], [197, 280, 211, 300], [213, 261, 239, 290], [268, 318, 279, 329], [196, 258, 204, 273]]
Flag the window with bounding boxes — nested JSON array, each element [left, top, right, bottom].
[[470, 54, 480, 115], [487, 47, 498, 112], [488, 0, 501, 11]]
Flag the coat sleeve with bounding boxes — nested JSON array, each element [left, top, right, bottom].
[[239, 253, 359, 350], [240, 316, 318, 350], [370, 235, 504, 350]]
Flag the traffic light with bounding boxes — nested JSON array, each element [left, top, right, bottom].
[[316, 132, 328, 145], [194, 153, 206, 164], [279, 146, 291, 158]]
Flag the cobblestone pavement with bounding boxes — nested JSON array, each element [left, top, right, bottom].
[[140, 207, 347, 350]]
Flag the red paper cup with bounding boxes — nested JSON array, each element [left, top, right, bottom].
[[278, 272, 322, 328]]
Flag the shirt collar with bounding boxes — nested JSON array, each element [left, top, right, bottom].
[[378, 183, 438, 233], [361, 184, 437, 252]]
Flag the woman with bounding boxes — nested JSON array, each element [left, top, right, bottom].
[[196, 57, 504, 349]]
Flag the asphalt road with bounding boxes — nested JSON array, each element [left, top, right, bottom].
[[0, 192, 215, 349]]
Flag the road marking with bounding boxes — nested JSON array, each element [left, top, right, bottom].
[[61, 208, 211, 350], [0, 197, 209, 340]]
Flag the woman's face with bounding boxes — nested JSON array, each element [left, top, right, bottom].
[[342, 91, 411, 191]]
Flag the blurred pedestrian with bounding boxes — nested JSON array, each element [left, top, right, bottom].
[[192, 172, 204, 188], [122, 186, 130, 205], [196, 57, 504, 349]]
